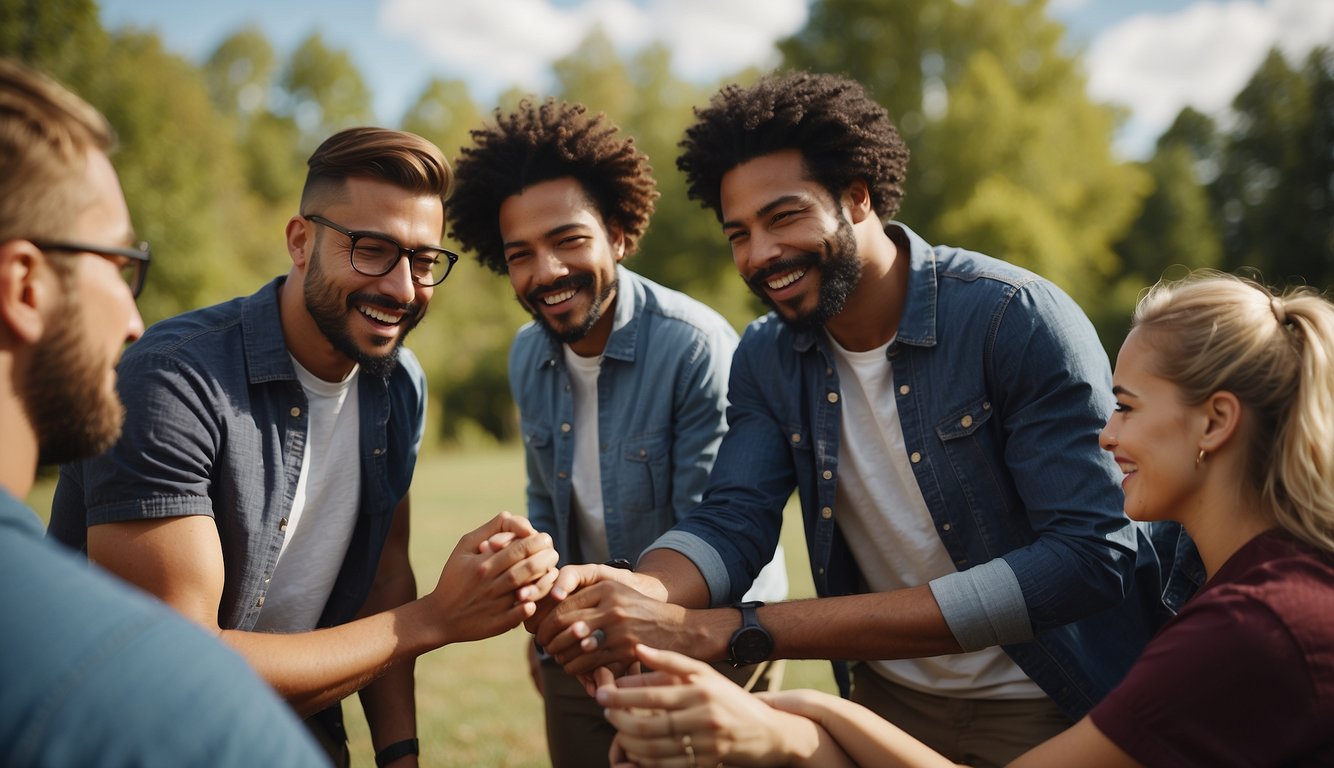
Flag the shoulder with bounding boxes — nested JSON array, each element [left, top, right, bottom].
[[632, 271, 738, 347], [389, 345, 427, 394]]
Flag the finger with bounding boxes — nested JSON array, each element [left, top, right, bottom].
[[547, 562, 605, 601], [478, 530, 519, 554], [593, 665, 617, 694], [475, 532, 555, 587], [632, 644, 714, 678], [517, 563, 560, 604]]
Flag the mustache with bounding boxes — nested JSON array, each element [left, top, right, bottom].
[[746, 253, 819, 292], [525, 273, 593, 306]]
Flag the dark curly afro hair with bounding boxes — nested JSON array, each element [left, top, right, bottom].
[[677, 70, 909, 222], [447, 98, 658, 274]]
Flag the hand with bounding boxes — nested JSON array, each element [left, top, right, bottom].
[[476, 516, 560, 607], [425, 512, 559, 644], [598, 645, 805, 767], [534, 577, 690, 679], [523, 562, 663, 634]]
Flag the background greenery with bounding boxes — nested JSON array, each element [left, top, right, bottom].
[[4, 0, 1330, 449], [27, 447, 833, 767]]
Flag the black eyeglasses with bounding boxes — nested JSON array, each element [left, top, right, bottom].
[[33, 240, 151, 298], [304, 214, 458, 287]]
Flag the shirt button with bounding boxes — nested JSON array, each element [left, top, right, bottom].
[[899, 384, 910, 395], [983, 402, 992, 410], [255, 596, 265, 608], [821, 507, 833, 519], [560, 423, 572, 433], [910, 451, 922, 463], [557, 471, 568, 479], [791, 433, 802, 444], [942, 523, 952, 532], [372, 447, 383, 456], [827, 392, 839, 403], [289, 406, 301, 418], [826, 367, 833, 376], [960, 415, 973, 428], [638, 449, 647, 458], [822, 470, 833, 480], [817, 567, 826, 575], [279, 517, 289, 531]]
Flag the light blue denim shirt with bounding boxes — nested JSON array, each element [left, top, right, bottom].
[[649, 224, 1172, 717], [512, 267, 754, 567], [49, 277, 426, 631]]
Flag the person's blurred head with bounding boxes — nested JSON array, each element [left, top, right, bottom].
[[0, 58, 146, 470], [1105, 270, 1334, 552], [449, 99, 657, 354], [290, 127, 454, 378]]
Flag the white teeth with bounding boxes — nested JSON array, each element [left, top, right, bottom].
[[1123, 463, 1138, 475], [767, 269, 806, 290], [543, 289, 577, 305], [360, 306, 400, 324]]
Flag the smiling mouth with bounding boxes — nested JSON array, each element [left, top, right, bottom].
[[542, 288, 577, 305], [766, 268, 807, 291], [358, 304, 404, 325]]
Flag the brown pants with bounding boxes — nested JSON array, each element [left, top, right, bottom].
[[539, 652, 783, 768], [850, 663, 1072, 767]]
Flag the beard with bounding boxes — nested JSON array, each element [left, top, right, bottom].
[[746, 213, 861, 334], [523, 273, 618, 346], [304, 248, 426, 379], [22, 302, 125, 465]]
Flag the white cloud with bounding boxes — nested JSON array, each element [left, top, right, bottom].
[[380, 0, 807, 99], [1085, 0, 1334, 157]]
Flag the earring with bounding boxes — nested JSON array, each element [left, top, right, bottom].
[[1195, 449, 1206, 468]]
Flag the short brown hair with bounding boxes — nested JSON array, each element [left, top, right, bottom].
[[300, 126, 453, 222], [0, 58, 115, 243]]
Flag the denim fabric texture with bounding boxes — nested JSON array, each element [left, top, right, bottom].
[[3, 491, 328, 766], [49, 277, 426, 630], [648, 223, 1174, 718], [511, 267, 740, 565]]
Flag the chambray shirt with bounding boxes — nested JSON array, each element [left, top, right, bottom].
[[511, 267, 741, 566], [49, 277, 426, 631], [649, 224, 1172, 717]]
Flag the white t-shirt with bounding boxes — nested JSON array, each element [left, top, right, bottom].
[[564, 345, 610, 565], [253, 359, 363, 633], [827, 332, 1042, 699]]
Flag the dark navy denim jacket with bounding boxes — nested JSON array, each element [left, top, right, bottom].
[[650, 224, 1174, 717], [50, 277, 425, 630]]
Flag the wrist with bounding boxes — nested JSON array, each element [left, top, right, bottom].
[[375, 737, 419, 767]]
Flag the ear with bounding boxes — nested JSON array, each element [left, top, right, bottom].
[[842, 179, 874, 225], [285, 216, 312, 268], [1198, 390, 1243, 454], [0, 240, 50, 345], [608, 225, 626, 263]]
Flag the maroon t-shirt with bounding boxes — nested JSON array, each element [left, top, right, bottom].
[[1090, 530, 1334, 766]]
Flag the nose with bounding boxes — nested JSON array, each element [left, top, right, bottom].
[[533, 249, 569, 285], [375, 252, 418, 304], [124, 297, 145, 342], [738, 228, 784, 275], [1098, 417, 1118, 452]]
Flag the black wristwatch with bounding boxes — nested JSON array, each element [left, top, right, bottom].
[[726, 600, 773, 667]]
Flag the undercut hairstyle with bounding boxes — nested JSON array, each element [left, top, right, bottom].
[[677, 70, 909, 222], [447, 98, 657, 275], [300, 126, 453, 219], [0, 58, 115, 245], [1133, 271, 1334, 554]]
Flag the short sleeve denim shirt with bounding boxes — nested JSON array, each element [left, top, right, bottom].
[[648, 224, 1174, 717], [49, 277, 426, 630]]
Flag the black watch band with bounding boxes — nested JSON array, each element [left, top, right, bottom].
[[727, 600, 773, 667], [375, 738, 419, 767]]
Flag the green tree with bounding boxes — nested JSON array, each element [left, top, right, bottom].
[[281, 32, 373, 150], [401, 77, 482, 161]]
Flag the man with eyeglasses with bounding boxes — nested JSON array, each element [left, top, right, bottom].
[[50, 125, 559, 767], [0, 58, 328, 766]]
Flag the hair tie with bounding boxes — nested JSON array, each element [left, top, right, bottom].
[[1270, 296, 1289, 326]]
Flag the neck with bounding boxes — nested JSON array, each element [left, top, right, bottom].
[[567, 294, 617, 358], [0, 399, 38, 500], [824, 222, 908, 352], [1178, 453, 1275, 579]]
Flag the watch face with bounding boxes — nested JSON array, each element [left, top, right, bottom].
[[732, 627, 773, 664]]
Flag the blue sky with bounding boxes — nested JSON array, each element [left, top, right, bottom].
[[99, 0, 1332, 158]]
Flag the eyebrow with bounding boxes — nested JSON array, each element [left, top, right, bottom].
[[722, 194, 807, 231], [503, 222, 587, 250], [1111, 385, 1137, 398]]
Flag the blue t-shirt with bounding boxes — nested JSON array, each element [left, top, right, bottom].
[[0, 489, 327, 767]]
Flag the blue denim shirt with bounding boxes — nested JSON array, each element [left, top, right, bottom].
[[512, 267, 743, 565], [650, 224, 1171, 717], [3, 491, 328, 767], [49, 277, 426, 631]]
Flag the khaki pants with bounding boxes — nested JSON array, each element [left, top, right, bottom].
[[850, 663, 1072, 768], [540, 652, 783, 768]]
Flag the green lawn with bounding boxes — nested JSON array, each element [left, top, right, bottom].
[[29, 447, 835, 767]]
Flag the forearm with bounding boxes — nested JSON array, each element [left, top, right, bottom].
[[222, 597, 445, 716], [750, 588, 961, 662], [635, 546, 712, 606], [780, 691, 960, 768]]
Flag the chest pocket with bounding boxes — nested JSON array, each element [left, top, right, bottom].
[[617, 430, 670, 516], [934, 399, 1019, 539], [521, 424, 556, 490]]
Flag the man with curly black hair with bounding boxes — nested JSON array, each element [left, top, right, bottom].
[[536, 72, 1173, 767], [449, 98, 787, 768]]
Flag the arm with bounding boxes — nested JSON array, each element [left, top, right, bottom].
[[667, 321, 737, 520], [89, 510, 557, 716], [356, 496, 418, 763]]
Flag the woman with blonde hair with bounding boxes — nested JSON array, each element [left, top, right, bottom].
[[598, 270, 1334, 767]]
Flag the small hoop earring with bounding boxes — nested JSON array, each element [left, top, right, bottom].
[[1196, 449, 1206, 468]]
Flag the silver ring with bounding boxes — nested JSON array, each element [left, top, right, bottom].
[[682, 733, 696, 767], [590, 628, 606, 649]]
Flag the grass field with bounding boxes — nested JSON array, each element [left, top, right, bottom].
[[28, 446, 836, 767]]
